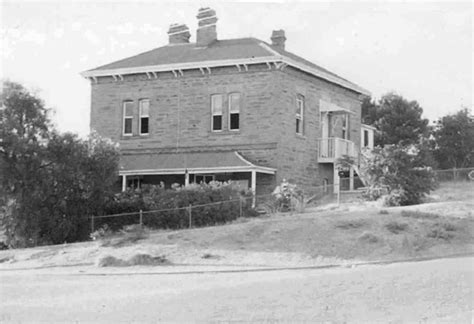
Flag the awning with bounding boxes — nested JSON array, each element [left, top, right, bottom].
[[319, 99, 355, 114], [119, 151, 276, 176]]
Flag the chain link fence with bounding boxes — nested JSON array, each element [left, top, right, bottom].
[[89, 167, 474, 235]]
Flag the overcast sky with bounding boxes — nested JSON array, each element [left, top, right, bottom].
[[1, 1, 472, 136]]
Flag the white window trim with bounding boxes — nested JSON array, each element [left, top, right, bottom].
[[228, 92, 240, 131], [296, 95, 304, 135], [342, 114, 349, 140], [211, 94, 223, 132], [122, 101, 134, 136], [139, 99, 150, 136]]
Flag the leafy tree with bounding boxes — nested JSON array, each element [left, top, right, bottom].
[[0, 81, 51, 246], [1, 81, 119, 247], [361, 93, 429, 147], [361, 96, 378, 125], [38, 132, 119, 244], [363, 144, 437, 206], [432, 108, 474, 169]]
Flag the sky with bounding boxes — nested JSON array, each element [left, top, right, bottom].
[[1, 0, 472, 136]]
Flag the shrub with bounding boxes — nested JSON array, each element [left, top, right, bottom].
[[401, 210, 441, 219], [385, 221, 408, 234], [358, 232, 380, 243], [335, 219, 366, 230], [362, 144, 438, 206], [97, 254, 169, 267], [271, 179, 305, 213], [96, 182, 255, 231]]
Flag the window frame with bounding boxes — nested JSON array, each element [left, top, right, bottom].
[[342, 114, 349, 140], [296, 95, 304, 135], [228, 92, 241, 131], [139, 99, 150, 136], [211, 94, 224, 132], [122, 100, 134, 136]]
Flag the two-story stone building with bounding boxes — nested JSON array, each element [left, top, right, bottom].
[[82, 7, 371, 195]]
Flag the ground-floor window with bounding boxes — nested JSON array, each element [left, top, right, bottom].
[[193, 174, 215, 184]]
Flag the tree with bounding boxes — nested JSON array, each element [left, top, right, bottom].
[[363, 144, 437, 206], [1, 81, 119, 247], [432, 108, 474, 169], [0, 81, 51, 246], [361, 93, 430, 147], [38, 132, 119, 244], [361, 96, 378, 125]]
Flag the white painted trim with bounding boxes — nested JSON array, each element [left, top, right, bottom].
[[138, 99, 150, 136], [282, 57, 371, 96], [228, 92, 241, 131], [258, 42, 283, 57], [81, 52, 370, 95], [81, 57, 280, 78], [167, 29, 190, 36], [122, 101, 134, 136], [197, 23, 216, 30], [119, 165, 276, 176]]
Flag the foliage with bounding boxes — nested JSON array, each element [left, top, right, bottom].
[[385, 221, 408, 234], [96, 181, 255, 231], [363, 144, 438, 206], [1, 81, 51, 247], [432, 108, 474, 169], [0, 81, 119, 247], [361, 93, 429, 146], [271, 179, 305, 213]]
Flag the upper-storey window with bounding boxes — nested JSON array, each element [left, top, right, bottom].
[[342, 114, 349, 139], [123, 101, 134, 136], [211, 94, 223, 131], [296, 94, 304, 135], [139, 99, 150, 135], [229, 93, 240, 131]]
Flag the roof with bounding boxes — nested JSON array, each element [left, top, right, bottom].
[[119, 151, 276, 176], [82, 38, 370, 96]]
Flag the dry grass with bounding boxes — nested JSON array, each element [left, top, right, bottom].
[[97, 253, 169, 267]]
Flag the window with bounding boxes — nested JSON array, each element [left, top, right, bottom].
[[342, 114, 349, 139], [123, 101, 134, 136], [296, 95, 304, 135], [194, 174, 214, 184], [211, 94, 223, 131], [139, 99, 150, 135], [363, 130, 369, 147], [228, 93, 240, 131]]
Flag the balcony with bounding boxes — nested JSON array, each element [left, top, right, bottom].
[[317, 137, 357, 163]]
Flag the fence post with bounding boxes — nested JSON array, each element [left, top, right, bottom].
[[188, 204, 192, 229], [337, 177, 341, 206], [139, 210, 143, 227], [90, 215, 95, 233], [239, 198, 243, 218]]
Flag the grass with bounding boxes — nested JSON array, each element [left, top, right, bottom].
[[385, 221, 409, 234], [2, 182, 472, 267], [97, 254, 169, 267]]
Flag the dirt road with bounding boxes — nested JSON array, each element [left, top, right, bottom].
[[1, 257, 472, 323]]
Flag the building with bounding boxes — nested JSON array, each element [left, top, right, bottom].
[[81, 7, 371, 195]]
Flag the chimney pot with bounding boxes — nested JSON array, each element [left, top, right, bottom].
[[196, 7, 218, 46], [271, 29, 286, 51], [168, 23, 191, 44]]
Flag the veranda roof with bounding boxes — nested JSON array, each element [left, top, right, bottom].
[[119, 151, 276, 176]]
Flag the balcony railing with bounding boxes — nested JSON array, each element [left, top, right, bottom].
[[318, 137, 357, 163]]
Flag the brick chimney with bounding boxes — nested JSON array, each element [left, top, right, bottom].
[[168, 23, 191, 44], [196, 7, 218, 46], [271, 30, 286, 51]]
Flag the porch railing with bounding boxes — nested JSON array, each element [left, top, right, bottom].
[[318, 137, 357, 163]]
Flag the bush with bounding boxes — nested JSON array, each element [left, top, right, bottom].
[[358, 232, 380, 243], [385, 221, 408, 234], [362, 144, 438, 206], [96, 182, 255, 231], [335, 219, 367, 230]]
